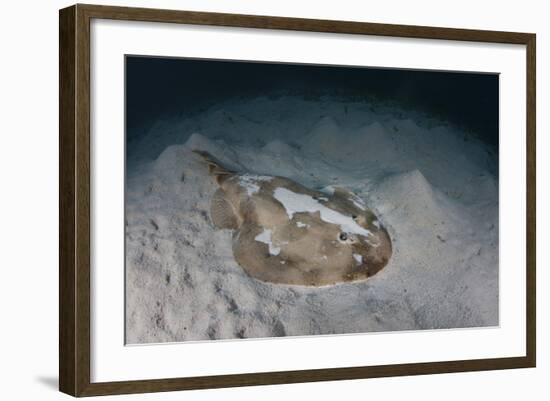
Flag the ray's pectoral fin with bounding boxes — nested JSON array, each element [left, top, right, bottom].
[[210, 189, 240, 229]]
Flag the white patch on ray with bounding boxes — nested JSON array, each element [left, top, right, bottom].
[[273, 187, 372, 238], [254, 228, 281, 256]]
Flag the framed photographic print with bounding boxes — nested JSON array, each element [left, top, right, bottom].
[[59, 4, 536, 397]]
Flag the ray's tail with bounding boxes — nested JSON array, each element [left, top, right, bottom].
[[192, 150, 235, 184]]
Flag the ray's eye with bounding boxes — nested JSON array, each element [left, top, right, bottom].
[[339, 232, 348, 241], [352, 215, 357, 220]]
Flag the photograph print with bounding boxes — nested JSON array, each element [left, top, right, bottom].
[[124, 56, 499, 344]]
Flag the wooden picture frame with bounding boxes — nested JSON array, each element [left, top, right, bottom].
[[59, 3, 536, 397]]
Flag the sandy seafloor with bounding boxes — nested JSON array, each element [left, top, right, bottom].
[[125, 94, 499, 344]]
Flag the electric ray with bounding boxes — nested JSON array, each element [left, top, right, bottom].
[[194, 150, 392, 286]]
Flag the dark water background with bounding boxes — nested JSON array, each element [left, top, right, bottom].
[[126, 56, 499, 150]]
